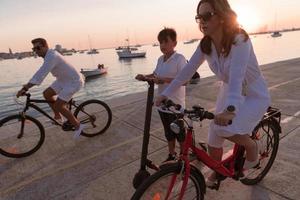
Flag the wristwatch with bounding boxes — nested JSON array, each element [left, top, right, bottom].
[[226, 105, 235, 113]]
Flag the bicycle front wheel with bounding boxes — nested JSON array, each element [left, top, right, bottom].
[[0, 114, 45, 158], [131, 163, 205, 200], [241, 120, 280, 185], [74, 99, 112, 137]]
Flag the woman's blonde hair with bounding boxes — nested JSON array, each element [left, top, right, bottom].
[[197, 0, 249, 56]]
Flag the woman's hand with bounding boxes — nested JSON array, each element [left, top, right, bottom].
[[214, 111, 235, 126], [155, 95, 167, 106]]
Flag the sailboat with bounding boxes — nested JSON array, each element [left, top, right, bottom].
[[86, 36, 99, 54], [271, 11, 282, 38], [271, 31, 282, 37], [183, 30, 198, 44], [87, 49, 99, 54], [81, 36, 107, 79]]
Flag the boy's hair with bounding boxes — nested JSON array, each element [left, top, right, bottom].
[[158, 28, 177, 43], [31, 38, 48, 47]]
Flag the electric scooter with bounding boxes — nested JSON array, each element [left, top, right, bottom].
[[132, 80, 160, 189]]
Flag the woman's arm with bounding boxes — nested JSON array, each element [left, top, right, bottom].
[[161, 45, 205, 97]]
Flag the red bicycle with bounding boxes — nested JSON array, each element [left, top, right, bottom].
[[131, 100, 281, 200]]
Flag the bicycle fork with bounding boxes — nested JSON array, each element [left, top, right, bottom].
[[164, 159, 191, 200]]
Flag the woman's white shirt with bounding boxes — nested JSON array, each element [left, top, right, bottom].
[[162, 34, 270, 112]]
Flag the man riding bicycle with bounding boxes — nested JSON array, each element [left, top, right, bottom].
[[16, 38, 85, 138]]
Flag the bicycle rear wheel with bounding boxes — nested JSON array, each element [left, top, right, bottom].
[[240, 120, 280, 185], [131, 163, 205, 200], [74, 99, 112, 137], [0, 114, 45, 158]]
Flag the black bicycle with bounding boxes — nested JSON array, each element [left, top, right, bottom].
[[0, 93, 112, 158]]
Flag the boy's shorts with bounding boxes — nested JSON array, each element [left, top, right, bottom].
[[50, 80, 83, 102], [158, 110, 185, 142]]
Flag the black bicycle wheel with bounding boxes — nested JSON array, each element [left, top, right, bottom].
[[241, 120, 280, 185], [0, 114, 45, 158], [74, 99, 112, 137], [131, 163, 205, 200]]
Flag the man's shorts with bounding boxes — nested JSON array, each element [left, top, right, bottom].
[[50, 80, 83, 102]]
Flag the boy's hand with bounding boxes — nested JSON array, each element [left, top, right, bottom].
[[152, 77, 164, 84], [155, 95, 167, 106], [135, 74, 146, 81]]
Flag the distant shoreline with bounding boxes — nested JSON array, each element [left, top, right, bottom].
[[248, 27, 300, 36]]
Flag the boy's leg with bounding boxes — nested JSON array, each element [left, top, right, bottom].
[[43, 87, 61, 119], [167, 140, 176, 155], [158, 110, 177, 161]]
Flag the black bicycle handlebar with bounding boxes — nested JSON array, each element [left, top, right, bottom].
[[162, 99, 214, 121], [162, 99, 232, 124]]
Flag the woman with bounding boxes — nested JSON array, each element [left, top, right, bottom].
[[156, 0, 271, 186]]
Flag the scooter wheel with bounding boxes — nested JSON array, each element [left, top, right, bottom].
[[133, 169, 150, 189]]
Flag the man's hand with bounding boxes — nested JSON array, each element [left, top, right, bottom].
[[155, 95, 167, 106], [214, 111, 235, 126], [16, 84, 29, 98], [135, 74, 146, 81], [16, 88, 27, 98]]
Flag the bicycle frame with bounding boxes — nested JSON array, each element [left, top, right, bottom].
[[167, 117, 244, 199], [21, 93, 77, 126]]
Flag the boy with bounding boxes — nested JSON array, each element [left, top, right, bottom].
[[136, 28, 187, 162]]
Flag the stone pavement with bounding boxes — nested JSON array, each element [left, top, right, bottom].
[[0, 58, 300, 200]]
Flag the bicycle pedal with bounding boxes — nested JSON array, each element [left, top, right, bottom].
[[207, 183, 220, 190], [62, 122, 75, 131]]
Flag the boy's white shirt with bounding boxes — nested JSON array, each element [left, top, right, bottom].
[[29, 49, 83, 85], [154, 52, 187, 109]]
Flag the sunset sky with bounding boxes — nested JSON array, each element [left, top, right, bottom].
[[0, 0, 299, 52]]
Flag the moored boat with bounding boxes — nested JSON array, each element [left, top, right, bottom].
[[80, 65, 107, 78], [116, 47, 146, 59], [271, 31, 282, 37], [87, 49, 99, 54]]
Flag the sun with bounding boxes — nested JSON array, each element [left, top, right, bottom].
[[233, 5, 261, 32]]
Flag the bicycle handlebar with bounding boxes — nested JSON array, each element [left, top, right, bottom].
[[162, 99, 233, 125], [162, 99, 215, 121]]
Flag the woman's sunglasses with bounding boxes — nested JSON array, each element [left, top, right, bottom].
[[195, 12, 216, 23]]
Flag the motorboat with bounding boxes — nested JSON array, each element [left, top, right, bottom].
[[80, 65, 107, 78], [115, 46, 138, 51], [117, 47, 146, 59], [271, 31, 282, 37], [62, 52, 73, 56]]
